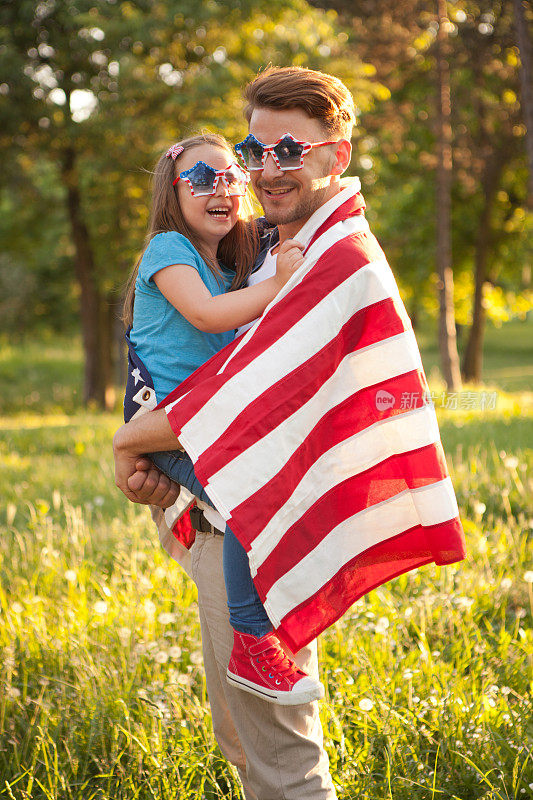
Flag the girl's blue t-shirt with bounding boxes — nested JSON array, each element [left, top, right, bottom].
[[129, 231, 234, 402]]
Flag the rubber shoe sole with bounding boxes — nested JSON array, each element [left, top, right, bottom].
[[226, 669, 325, 705]]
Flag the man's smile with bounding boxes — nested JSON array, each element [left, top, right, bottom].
[[257, 181, 298, 200]]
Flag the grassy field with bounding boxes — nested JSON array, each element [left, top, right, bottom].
[[1, 325, 532, 799]]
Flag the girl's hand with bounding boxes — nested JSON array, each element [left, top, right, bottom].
[[274, 239, 305, 289]]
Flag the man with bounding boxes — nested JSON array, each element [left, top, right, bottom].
[[114, 66, 464, 798], [115, 67, 356, 800]]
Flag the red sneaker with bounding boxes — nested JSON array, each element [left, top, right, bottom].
[[226, 630, 324, 705]]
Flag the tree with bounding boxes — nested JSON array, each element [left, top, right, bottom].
[[435, 0, 462, 390], [513, 0, 533, 208], [311, 0, 530, 385], [1, 0, 375, 407]]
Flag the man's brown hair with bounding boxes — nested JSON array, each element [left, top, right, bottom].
[[243, 66, 356, 139]]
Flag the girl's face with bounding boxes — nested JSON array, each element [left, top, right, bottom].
[[175, 144, 243, 254]]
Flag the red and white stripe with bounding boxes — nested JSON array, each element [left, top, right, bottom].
[[160, 180, 466, 652]]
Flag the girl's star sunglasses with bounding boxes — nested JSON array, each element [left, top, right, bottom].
[[173, 160, 250, 197], [234, 133, 339, 171]]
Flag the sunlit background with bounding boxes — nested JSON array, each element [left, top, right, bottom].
[[1, 2, 532, 798]]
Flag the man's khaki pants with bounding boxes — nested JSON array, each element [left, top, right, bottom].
[[190, 531, 337, 800]]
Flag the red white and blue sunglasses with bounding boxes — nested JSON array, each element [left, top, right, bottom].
[[235, 132, 339, 171], [173, 160, 249, 197]]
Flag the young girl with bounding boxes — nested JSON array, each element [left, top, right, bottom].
[[123, 134, 324, 706]]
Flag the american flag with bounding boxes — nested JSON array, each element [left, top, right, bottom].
[[158, 181, 466, 653]]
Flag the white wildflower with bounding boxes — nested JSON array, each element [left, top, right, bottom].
[[473, 501, 486, 516], [154, 651, 169, 664], [374, 616, 390, 634], [158, 612, 178, 625], [358, 698, 373, 711], [118, 627, 131, 646], [143, 599, 156, 617]]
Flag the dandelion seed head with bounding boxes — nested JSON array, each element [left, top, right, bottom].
[[374, 616, 390, 634], [523, 571, 533, 584], [118, 627, 131, 645], [143, 599, 156, 617], [359, 698, 373, 711], [154, 651, 169, 664], [93, 601, 108, 615], [169, 646, 182, 659], [11, 602, 23, 614], [64, 570, 77, 583], [158, 612, 178, 625]]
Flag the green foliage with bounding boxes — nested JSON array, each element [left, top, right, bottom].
[[0, 0, 377, 340]]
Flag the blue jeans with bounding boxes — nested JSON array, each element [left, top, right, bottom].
[[151, 450, 272, 638]]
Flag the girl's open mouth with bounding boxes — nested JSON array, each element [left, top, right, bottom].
[[207, 207, 231, 217]]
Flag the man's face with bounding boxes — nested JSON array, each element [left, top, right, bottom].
[[247, 108, 340, 232]]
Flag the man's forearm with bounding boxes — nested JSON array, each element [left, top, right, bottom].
[[114, 408, 182, 456]]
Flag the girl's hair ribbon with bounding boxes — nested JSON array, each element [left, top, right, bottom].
[[166, 144, 184, 160]]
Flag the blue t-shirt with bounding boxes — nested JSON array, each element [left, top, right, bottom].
[[129, 231, 234, 402]]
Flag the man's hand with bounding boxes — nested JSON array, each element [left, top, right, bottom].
[[129, 457, 180, 508], [113, 423, 180, 508]]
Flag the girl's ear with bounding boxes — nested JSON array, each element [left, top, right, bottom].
[[330, 139, 352, 176]]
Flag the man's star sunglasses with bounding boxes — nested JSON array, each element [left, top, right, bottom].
[[173, 160, 250, 196], [234, 133, 339, 171]]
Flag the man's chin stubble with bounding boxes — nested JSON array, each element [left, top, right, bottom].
[[262, 184, 332, 226]]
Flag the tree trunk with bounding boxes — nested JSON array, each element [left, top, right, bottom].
[[61, 146, 112, 408], [435, 0, 462, 391], [513, 0, 533, 209], [462, 153, 504, 383]]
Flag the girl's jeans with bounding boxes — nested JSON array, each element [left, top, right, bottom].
[[151, 450, 272, 638]]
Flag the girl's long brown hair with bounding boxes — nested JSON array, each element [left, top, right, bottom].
[[123, 133, 259, 328]]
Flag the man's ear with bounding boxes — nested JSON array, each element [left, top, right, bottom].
[[330, 139, 352, 176]]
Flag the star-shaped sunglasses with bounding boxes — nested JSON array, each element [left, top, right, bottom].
[[235, 132, 339, 171], [173, 160, 250, 196]]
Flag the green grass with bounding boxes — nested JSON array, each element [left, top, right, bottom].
[[1, 329, 532, 799], [414, 317, 533, 394]]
